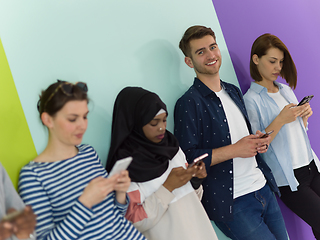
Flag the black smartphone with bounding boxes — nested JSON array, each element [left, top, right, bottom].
[[297, 95, 314, 106], [260, 130, 274, 138]]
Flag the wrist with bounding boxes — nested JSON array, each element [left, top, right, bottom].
[[16, 234, 30, 239], [15, 231, 34, 239], [115, 191, 127, 205], [162, 183, 174, 192], [78, 196, 92, 209], [275, 115, 286, 127]]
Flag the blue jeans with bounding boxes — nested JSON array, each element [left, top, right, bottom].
[[215, 184, 288, 240]]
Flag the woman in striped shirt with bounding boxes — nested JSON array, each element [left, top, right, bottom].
[[18, 80, 146, 240]]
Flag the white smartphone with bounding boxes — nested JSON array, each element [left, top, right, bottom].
[[108, 156, 133, 178]]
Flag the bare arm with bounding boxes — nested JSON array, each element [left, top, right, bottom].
[[210, 132, 271, 166]]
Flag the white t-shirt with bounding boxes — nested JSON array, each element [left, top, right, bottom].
[[267, 91, 311, 169], [216, 88, 266, 199]]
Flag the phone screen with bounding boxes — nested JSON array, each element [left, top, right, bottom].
[[297, 95, 314, 106]]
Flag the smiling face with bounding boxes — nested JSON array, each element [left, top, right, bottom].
[[43, 100, 89, 147], [142, 112, 167, 143], [185, 35, 222, 78], [253, 47, 284, 83]]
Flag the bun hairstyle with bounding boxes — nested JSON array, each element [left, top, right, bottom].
[[37, 80, 89, 120]]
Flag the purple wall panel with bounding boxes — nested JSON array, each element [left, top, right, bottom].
[[211, 0, 320, 239]]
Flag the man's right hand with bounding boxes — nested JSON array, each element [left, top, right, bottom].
[[234, 134, 269, 158]]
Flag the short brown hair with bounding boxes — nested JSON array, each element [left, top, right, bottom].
[[179, 25, 216, 57], [250, 33, 297, 89]]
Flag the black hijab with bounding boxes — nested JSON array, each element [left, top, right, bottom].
[[106, 87, 179, 182]]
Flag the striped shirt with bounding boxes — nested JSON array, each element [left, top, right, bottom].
[[19, 144, 146, 240]]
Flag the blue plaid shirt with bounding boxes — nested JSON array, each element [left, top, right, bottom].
[[174, 78, 279, 222]]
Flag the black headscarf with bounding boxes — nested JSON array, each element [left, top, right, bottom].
[[106, 87, 179, 182]]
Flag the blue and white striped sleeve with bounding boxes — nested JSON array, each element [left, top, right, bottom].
[[19, 166, 94, 240], [114, 193, 130, 216]]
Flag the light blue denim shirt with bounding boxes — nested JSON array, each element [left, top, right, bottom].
[[244, 81, 320, 191]]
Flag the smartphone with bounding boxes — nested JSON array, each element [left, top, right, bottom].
[[2, 210, 23, 222], [108, 156, 133, 178], [188, 153, 208, 168], [297, 95, 314, 106], [260, 130, 274, 138]]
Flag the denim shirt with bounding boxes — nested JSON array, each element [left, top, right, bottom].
[[174, 78, 279, 222], [244, 82, 320, 191]]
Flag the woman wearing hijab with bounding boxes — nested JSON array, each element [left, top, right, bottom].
[[106, 87, 218, 240]]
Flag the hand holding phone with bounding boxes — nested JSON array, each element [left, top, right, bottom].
[[260, 130, 274, 138], [1, 206, 36, 239], [1, 210, 23, 222], [108, 156, 133, 178], [297, 95, 314, 106], [188, 153, 208, 168]]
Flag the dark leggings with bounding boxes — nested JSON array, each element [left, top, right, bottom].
[[279, 160, 320, 240]]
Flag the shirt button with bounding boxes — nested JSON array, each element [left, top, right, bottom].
[[229, 170, 232, 174]]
